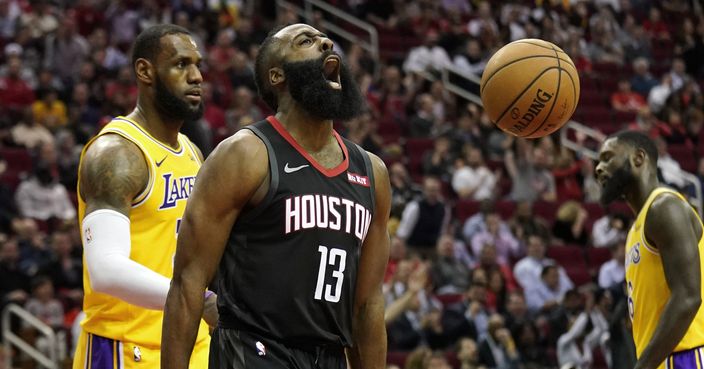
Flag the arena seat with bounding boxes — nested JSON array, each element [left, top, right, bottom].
[[455, 200, 480, 223]]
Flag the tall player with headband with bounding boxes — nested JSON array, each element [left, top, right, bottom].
[[596, 130, 704, 369], [72, 24, 215, 369]]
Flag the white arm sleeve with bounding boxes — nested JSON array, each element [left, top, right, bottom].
[[82, 209, 172, 310]]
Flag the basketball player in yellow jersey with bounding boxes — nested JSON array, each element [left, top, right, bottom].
[[596, 130, 704, 369], [72, 25, 214, 369]]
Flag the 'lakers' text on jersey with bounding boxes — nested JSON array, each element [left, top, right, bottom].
[[76, 117, 210, 348], [625, 187, 704, 367], [216, 117, 375, 347]]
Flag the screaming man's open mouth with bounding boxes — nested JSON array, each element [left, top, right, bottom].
[[323, 55, 341, 90]]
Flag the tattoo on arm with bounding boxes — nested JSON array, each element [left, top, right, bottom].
[[80, 134, 149, 217]]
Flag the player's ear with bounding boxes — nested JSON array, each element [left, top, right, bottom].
[[134, 58, 154, 85], [633, 148, 646, 168], [269, 67, 285, 87]]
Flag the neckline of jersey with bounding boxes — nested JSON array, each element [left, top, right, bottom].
[[115, 116, 184, 155], [266, 115, 349, 178]]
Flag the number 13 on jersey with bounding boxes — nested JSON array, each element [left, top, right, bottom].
[[315, 245, 347, 303]]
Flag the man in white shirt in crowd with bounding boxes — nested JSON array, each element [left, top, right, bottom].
[[598, 243, 626, 290], [514, 234, 573, 291]]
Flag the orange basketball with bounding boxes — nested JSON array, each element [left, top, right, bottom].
[[480, 39, 580, 138]]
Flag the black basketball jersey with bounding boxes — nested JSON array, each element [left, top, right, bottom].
[[216, 116, 376, 348]]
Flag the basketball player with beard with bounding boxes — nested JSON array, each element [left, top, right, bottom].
[[73, 25, 216, 369], [162, 24, 391, 369], [596, 130, 704, 369]]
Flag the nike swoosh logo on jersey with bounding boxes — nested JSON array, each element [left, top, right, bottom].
[[284, 163, 309, 173], [156, 155, 167, 167]]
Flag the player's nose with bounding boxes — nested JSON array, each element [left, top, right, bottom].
[[320, 37, 333, 52], [188, 65, 203, 85]]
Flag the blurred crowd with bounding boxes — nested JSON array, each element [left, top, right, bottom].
[[0, 0, 703, 368]]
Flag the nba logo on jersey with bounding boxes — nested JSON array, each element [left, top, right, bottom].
[[133, 346, 141, 362], [255, 341, 266, 356]]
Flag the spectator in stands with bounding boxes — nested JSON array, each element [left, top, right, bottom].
[[598, 243, 626, 290], [0, 236, 29, 307], [648, 74, 674, 114], [432, 234, 471, 294], [666, 78, 704, 115], [409, 93, 441, 138], [629, 57, 658, 98], [655, 136, 688, 189], [503, 292, 530, 332], [513, 234, 574, 292], [14, 219, 51, 278], [552, 201, 589, 246], [25, 275, 63, 329], [31, 87, 68, 131], [367, 65, 410, 127], [525, 265, 571, 314], [668, 57, 690, 91], [642, 6, 671, 40], [345, 111, 383, 155], [611, 79, 647, 113], [462, 201, 508, 246], [466, 1, 498, 39], [618, 16, 652, 63], [453, 38, 487, 77], [0, 0, 21, 40], [505, 139, 557, 203], [68, 82, 101, 136], [511, 321, 549, 369], [677, 17, 704, 79], [87, 27, 129, 72], [397, 176, 450, 257], [41, 229, 82, 306], [43, 18, 89, 83], [452, 144, 498, 201], [1, 45, 36, 88], [508, 201, 551, 244], [14, 161, 76, 222], [557, 296, 607, 369], [477, 314, 520, 369], [552, 146, 584, 201], [471, 212, 520, 266], [590, 289, 613, 368], [0, 54, 35, 111], [389, 162, 420, 220], [587, 29, 624, 65], [425, 351, 452, 369], [455, 337, 484, 369], [422, 135, 454, 179], [442, 280, 485, 341], [628, 106, 669, 138], [403, 29, 452, 75], [591, 211, 628, 248], [225, 86, 264, 133]]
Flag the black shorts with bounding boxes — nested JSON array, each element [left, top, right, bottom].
[[208, 327, 347, 369]]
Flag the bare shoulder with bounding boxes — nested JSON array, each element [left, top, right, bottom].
[[645, 192, 701, 247], [365, 151, 389, 186], [80, 133, 149, 216], [196, 129, 269, 201]]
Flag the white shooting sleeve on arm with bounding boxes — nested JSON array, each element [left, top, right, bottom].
[[82, 209, 172, 310]]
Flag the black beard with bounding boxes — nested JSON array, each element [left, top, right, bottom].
[[154, 75, 204, 122], [600, 160, 635, 206], [282, 52, 365, 121]]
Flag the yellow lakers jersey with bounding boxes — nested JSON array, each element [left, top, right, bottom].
[[625, 187, 704, 361], [77, 116, 209, 348]]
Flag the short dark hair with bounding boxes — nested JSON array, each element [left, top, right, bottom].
[[131, 24, 192, 67], [612, 130, 658, 166], [254, 25, 286, 111]]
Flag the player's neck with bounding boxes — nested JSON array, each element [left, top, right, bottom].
[[128, 104, 182, 150], [625, 178, 660, 214], [274, 108, 334, 152]]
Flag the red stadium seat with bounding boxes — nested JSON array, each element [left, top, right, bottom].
[[455, 200, 480, 223], [587, 247, 613, 270], [386, 351, 409, 368]]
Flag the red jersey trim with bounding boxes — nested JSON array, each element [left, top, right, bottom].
[[266, 116, 349, 178]]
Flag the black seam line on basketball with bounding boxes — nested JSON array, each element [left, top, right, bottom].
[[480, 55, 574, 95], [512, 40, 568, 54], [525, 45, 563, 137], [493, 66, 562, 125], [561, 64, 579, 118]]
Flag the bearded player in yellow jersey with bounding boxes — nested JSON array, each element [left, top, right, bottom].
[[596, 130, 704, 369], [72, 25, 215, 369]]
